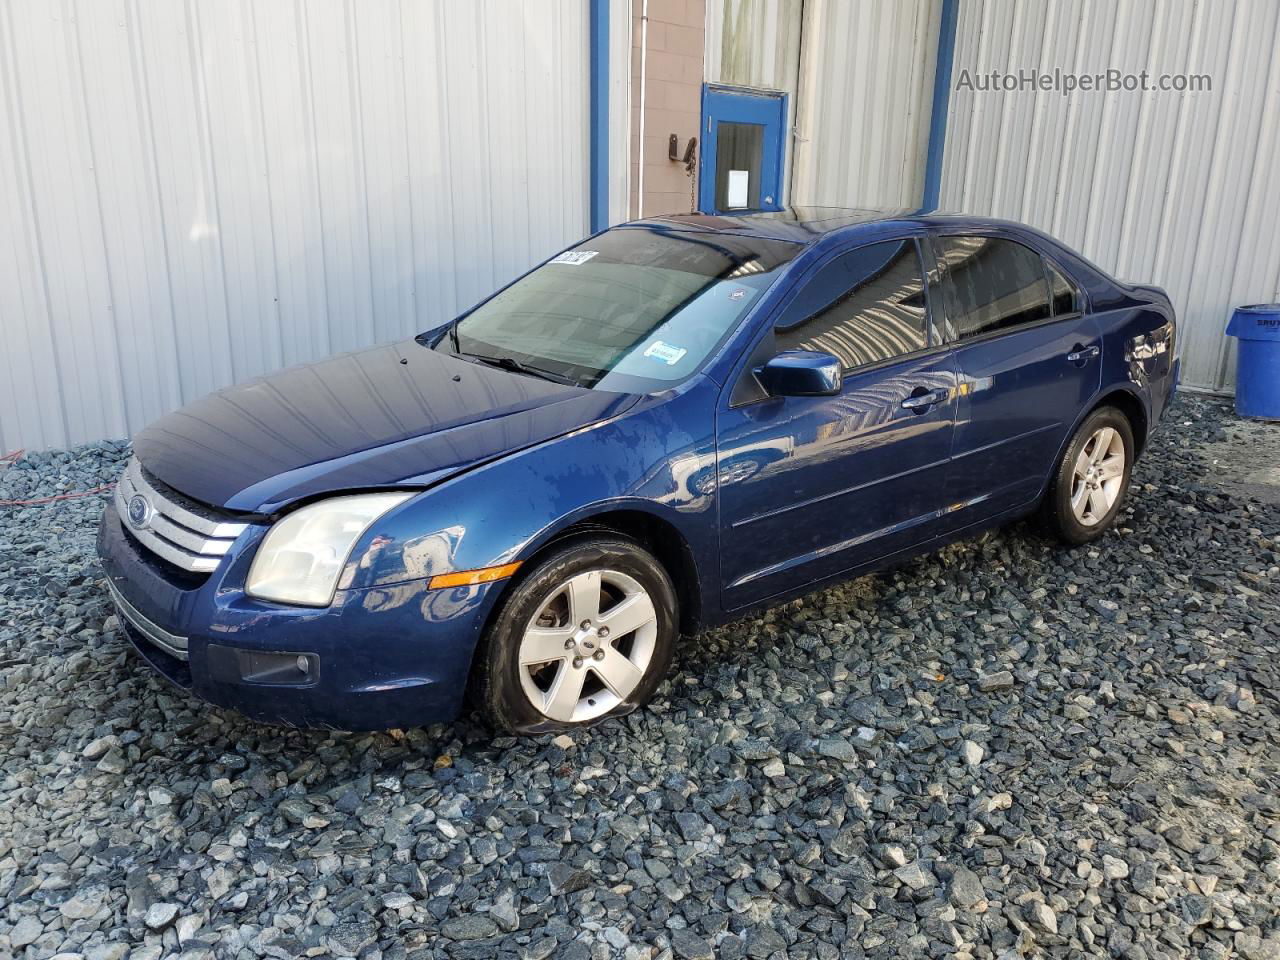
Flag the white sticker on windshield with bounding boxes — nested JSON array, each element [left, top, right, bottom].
[[550, 250, 598, 266], [643, 340, 688, 366]]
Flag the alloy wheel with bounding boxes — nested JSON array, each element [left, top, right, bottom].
[[1070, 426, 1125, 526], [516, 569, 659, 723]]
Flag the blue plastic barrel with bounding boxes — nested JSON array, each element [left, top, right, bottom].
[[1226, 304, 1280, 419]]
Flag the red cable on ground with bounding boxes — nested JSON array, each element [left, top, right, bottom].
[[0, 448, 116, 507], [0, 485, 115, 507]]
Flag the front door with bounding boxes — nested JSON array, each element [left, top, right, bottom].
[[699, 85, 786, 215], [716, 238, 958, 610]]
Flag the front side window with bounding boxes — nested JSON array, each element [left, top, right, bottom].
[[774, 239, 930, 370], [936, 236, 1053, 341], [437, 227, 800, 392]]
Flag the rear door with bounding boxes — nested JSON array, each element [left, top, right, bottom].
[[931, 233, 1101, 531], [716, 236, 958, 610]]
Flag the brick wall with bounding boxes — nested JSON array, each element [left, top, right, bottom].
[[630, 0, 706, 218]]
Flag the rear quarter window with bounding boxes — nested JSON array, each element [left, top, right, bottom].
[[1046, 259, 1082, 316]]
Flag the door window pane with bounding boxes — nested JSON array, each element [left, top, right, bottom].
[[1046, 260, 1080, 316], [936, 236, 1052, 340], [715, 123, 763, 210], [776, 240, 930, 369]]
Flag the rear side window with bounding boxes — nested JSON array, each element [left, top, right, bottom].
[[936, 236, 1052, 341], [775, 239, 930, 370], [1046, 260, 1080, 316]]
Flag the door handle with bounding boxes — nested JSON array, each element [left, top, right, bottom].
[[901, 388, 949, 412], [1067, 344, 1100, 363]]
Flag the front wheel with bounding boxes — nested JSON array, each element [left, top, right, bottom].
[[1041, 406, 1135, 545], [473, 535, 679, 734]]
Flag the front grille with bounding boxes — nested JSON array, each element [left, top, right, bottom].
[[114, 457, 248, 573]]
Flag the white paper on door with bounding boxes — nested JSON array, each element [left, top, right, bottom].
[[726, 170, 750, 209]]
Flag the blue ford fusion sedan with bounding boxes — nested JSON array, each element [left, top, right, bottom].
[[98, 207, 1178, 733]]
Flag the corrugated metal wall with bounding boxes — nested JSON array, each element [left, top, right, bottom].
[[941, 0, 1280, 393], [704, 0, 801, 94], [0, 0, 594, 452], [790, 0, 939, 210]]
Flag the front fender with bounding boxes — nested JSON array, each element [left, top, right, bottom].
[[341, 377, 722, 603]]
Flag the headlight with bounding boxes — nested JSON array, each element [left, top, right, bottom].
[[246, 492, 412, 606]]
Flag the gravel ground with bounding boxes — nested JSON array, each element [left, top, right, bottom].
[[1, 395, 1278, 960]]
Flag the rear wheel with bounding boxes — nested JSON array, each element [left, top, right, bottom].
[[474, 536, 678, 733], [1042, 406, 1134, 544]]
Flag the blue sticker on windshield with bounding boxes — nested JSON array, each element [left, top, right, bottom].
[[643, 341, 688, 366]]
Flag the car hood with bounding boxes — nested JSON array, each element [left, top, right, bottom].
[[133, 340, 638, 513]]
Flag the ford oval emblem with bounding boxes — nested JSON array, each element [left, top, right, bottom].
[[127, 494, 152, 529]]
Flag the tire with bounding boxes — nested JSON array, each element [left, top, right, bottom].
[[473, 535, 679, 734], [1041, 406, 1135, 545]]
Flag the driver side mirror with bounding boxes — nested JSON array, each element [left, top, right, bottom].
[[757, 350, 842, 397]]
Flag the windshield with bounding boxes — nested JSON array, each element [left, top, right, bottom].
[[435, 226, 800, 391]]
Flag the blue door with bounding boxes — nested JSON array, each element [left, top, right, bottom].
[[715, 237, 959, 610], [699, 85, 787, 215]]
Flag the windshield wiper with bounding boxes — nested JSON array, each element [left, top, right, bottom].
[[464, 352, 579, 386]]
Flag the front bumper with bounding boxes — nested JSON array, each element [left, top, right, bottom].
[[97, 501, 502, 730]]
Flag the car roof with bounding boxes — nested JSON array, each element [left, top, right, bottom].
[[628, 205, 1017, 245]]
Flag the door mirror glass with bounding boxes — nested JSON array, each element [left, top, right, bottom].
[[757, 350, 842, 397]]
